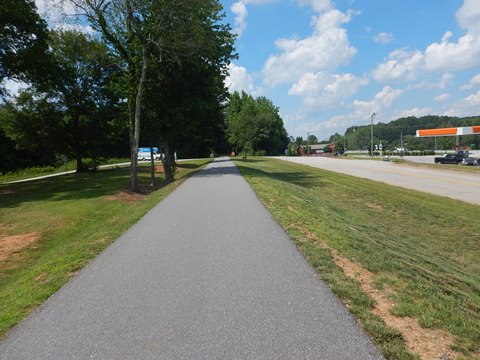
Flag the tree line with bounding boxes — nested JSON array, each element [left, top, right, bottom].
[[1, 0, 290, 189], [292, 115, 480, 154]]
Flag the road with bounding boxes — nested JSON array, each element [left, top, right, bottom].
[[0, 158, 383, 359], [278, 156, 480, 205]]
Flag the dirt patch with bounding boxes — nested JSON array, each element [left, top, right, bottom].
[[297, 227, 459, 360], [366, 202, 383, 210], [0, 232, 40, 262], [332, 252, 458, 360], [104, 190, 146, 203]]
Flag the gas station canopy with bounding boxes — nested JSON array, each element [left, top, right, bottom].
[[416, 126, 480, 137]]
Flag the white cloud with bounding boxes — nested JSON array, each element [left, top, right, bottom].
[[230, 0, 276, 37], [395, 107, 435, 119], [409, 73, 454, 90], [456, 0, 480, 35], [298, 0, 333, 13], [424, 31, 480, 71], [444, 90, 480, 116], [460, 73, 480, 90], [1, 79, 29, 97], [262, 9, 357, 86], [371, 49, 424, 82], [424, 0, 480, 71], [352, 86, 403, 116], [434, 93, 451, 102], [288, 72, 368, 108], [372, 0, 480, 84], [310, 86, 403, 131], [372, 32, 394, 44], [225, 63, 258, 95], [231, 1, 248, 37]]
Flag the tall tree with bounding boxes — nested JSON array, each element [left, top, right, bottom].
[[142, 6, 236, 182], [71, 0, 235, 191], [0, 0, 50, 96], [1, 30, 121, 172], [226, 91, 288, 158]]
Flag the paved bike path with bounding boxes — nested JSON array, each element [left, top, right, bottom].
[[0, 158, 383, 359]]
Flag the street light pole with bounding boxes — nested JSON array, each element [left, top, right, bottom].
[[371, 112, 376, 157]]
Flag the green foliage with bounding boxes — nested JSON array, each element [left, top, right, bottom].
[[226, 91, 288, 157], [0, 0, 49, 94], [345, 116, 480, 151], [0, 30, 125, 173]]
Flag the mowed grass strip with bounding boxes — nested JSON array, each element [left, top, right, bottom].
[[234, 158, 480, 360], [0, 160, 211, 337]]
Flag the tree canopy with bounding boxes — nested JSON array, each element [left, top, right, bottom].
[[0, 0, 50, 92], [226, 91, 288, 158]]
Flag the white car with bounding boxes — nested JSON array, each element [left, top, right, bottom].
[[137, 151, 161, 161]]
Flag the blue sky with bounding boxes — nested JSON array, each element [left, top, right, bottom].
[[221, 0, 480, 140]]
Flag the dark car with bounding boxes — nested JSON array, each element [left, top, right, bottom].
[[434, 153, 464, 164]]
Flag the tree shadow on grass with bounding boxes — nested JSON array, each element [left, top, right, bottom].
[[0, 166, 177, 208], [234, 160, 327, 189]]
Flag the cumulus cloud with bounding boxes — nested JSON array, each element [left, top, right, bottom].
[[298, 0, 333, 13], [231, 2, 248, 37], [315, 86, 403, 130], [434, 93, 451, 102], [352, 86, 403, 116], [424, 31, 480, 71], [288, 72, 368, 108], [262, 9, 357, 85], [394, 107, 435, 119], [372, 0, 480, 85], [371, 48, 424, 82], [444, 90, 480, 116], [409, 73, 454, 90], [423, 0, 480, 71], [225, 63, 257, 94], [372, 32, 394, 44], [460, 73, 480, 90], [231, 0, 276, 37]]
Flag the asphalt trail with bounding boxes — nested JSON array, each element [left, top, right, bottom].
[[0, 158, 383, 359]]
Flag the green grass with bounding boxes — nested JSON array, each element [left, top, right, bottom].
[[0, 158, 130, 183], [0, 159, 210, 337], [234, 158, 480, 359]]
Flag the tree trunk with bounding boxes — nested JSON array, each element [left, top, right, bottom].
[[162, 141, 176, 183], [128, 94, 139, 192], [71, 113, 85, 172], [149, 143, 155, 187], [75, 152, 85, 172], [129, 45, 148, 193]]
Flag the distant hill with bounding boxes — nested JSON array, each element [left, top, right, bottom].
[[338, 115, 480, 151]]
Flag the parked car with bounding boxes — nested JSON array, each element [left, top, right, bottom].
[[461, 157, 477, 166], [434, 153, 464, 164]]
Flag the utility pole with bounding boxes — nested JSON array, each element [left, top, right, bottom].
[[371, 112, 376, 157]]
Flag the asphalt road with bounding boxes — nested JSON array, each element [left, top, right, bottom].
[[0, 158, 383, 359], [279, 156, 480, 205]]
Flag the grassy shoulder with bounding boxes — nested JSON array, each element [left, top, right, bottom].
[[0, 158, 131, 183], [0, 159, 211, 337], [234, 158, 480, 360]]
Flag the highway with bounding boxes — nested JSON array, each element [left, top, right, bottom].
[[278, 156, 480, 205]]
